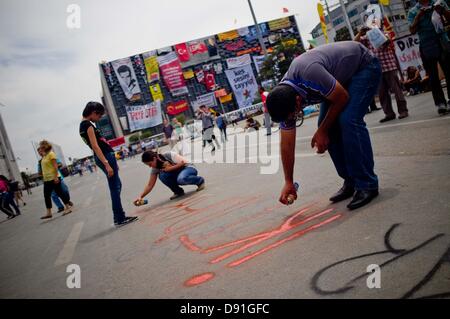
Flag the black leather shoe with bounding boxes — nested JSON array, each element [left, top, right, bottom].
[[329, 185, 355, 203], [347, 189, 379, 210], [379, 116, 395, 123]]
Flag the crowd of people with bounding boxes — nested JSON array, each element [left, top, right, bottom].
[[4, 0, 449, 228]]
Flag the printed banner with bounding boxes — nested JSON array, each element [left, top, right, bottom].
[[226, 54, 252, 69], [188, 40, 208, 55], [175, 43, 190, 62], [183, 69, 195, 79], [246, 23, 268, 42], [224, 39, 247, 52], [157, 52, 189, 96], [204, 69, 217, 91], [157, 46, 173, 55], [126, 100, 163, 132], [149, 83, 164, 101], [142, 51, 160, 83], [217, 30, 239, 42], [268, 17, 291, 31], [318, 3, 329, 44], [225, 64, 259, 109], [252, 55, 266, 75], [219, 93, 233, 103], [111, 58, 141, 101], [206, 37, 218, 56], [191, 92, 217, 111], [166, 100, 189, 115], [394, 35, 426, 78], [364, 3, 383, 29], [237, 27, 250, 37]]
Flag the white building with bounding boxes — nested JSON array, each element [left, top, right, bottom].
[[0, 112, 21, 181], [311, 0, 411, 46]]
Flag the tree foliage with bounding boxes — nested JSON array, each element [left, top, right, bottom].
[[259, 41, 305, 83]]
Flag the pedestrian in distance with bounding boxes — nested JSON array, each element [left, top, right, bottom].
[[38, 140, 73, 219]]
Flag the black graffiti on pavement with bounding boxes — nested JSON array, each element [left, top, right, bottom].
[[310, 223, 450, 298]]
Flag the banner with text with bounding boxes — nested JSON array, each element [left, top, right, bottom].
[[149, 83, 164, 101], [225, 64, 258, 109], [226, 54, 252, 69], [394, 35, 426, 78], [157, 52, 189, 96], [191, 92, 217, 111], [126, 100, 163, 132], [142, 51, 160, 83], [166, 100, 189, 115]]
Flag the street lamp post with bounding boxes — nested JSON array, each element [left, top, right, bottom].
[[338, 0, 355, 38], [247, 0, 268, 59]]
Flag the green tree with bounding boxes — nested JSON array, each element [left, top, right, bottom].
[[175, 114, 186, 126], [128, 134, 140, 143], [259, 40, 305, 83], [140, 131, 152, 139]]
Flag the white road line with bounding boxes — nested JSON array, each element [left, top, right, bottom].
[[54, 222, 84, 267], [370, 116, 450, 130]]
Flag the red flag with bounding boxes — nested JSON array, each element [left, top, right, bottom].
[[282, 7, 289, 13], [175, 43, 190, 62]]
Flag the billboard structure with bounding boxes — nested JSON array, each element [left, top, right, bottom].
[[99, 15, 305, 139]]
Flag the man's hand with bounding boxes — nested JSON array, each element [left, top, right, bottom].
[[279, 182, 298, 205], [53, 177, 60, 184], [311, 129, 329, 154]]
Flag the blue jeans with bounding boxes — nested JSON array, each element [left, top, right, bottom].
[[95, 152, 126, 224], [318, 57, 382, 191], [51, 179, 70, 210], [159, 166, 204, 194]]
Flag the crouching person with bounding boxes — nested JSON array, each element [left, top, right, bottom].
[[136, 150, 205, 203]]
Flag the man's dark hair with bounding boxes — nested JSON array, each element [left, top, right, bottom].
[[82, 101, 105, 117], [142, 150, 158, 163], [266, 84, 297, 123], [117, 65, 131, 75]]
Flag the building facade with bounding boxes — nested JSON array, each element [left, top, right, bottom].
[[311, 0, 411, 46], [99, 15, 305, 141], [0, 112, 21, 182]]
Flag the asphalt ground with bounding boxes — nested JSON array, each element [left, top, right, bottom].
[[0, 91, 449, 298]]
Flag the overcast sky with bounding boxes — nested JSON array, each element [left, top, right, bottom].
[[0, 0, 332, 172]]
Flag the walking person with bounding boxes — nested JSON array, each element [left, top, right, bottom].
[[409, 0, 450, 114], [162, 119, 175, 150], [198, 105, 220, 153], [0, 176, 18, 219], [266, 41, 382, 210], [0, 176, 21, 216], [80, 101, 138, 227], [215, 113, 228, 142], [260, 87, 272, 135], [37, 149, 73, 213], [9, 179, 25, 207], [356, 26, 409, 122], [38, 141, 73, 219], [136, 150, 205, 202]]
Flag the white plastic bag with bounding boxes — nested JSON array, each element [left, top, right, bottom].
[[367, 27, 388, 49]]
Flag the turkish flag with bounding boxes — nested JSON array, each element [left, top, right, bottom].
[[175, 43, 190, 62], [282, 7, 289, 13]]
